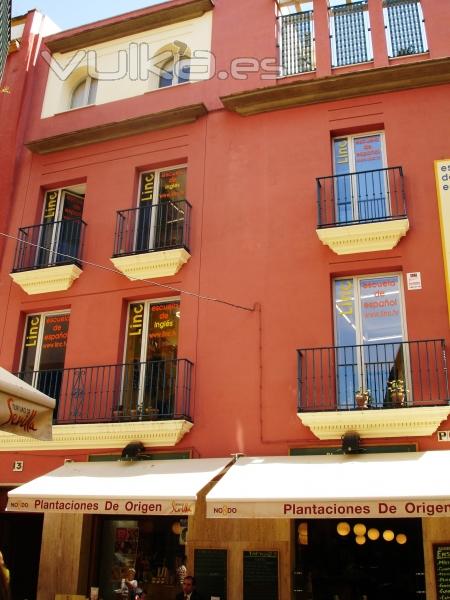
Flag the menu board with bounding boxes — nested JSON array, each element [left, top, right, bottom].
[[194, 549, 227, 600], [434, 544, 450, 600], [243, 551, 278, 600]]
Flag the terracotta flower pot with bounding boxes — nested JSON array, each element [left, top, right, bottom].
[[390, 391, 405, 407], [355, 393, 369, 409]]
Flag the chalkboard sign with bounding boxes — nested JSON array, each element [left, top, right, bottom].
[[243, 551, 279, 600], [434, 544, 450, 600], [194, 548, 227, 600]]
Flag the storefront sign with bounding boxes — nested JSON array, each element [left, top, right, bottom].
[[7, 496, 195, 515], [435, 159, 450, 326], [207, 499, 450, 519]]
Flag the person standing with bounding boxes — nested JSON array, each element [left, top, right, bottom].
[[175, 576, 203, 600]]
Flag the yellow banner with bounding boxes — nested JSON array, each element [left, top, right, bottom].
[[435, 159, 450, 326]]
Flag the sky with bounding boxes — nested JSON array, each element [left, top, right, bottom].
[[12, 0, 164, 30]]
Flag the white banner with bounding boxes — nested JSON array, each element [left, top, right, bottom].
[[207, 499, 450, 519], [7, 496, 196, 515]]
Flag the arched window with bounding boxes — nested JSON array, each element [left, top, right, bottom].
[[156, 46, 191, 89], [70, 76, 98, 109]]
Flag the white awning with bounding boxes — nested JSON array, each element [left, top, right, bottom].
[[206, 452, 450, 519], [0, 367, 55, 440], [7, 457, 230, 515]]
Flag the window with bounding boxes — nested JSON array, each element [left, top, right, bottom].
[[333, 132, 388, 223], [121, 299, 180, 416], [158, 56, 190, 88], [36, 186, 85, 267], [334, 274, 407, 408], [134, 166, 187, 253], [383, 0, 428, 58], [329, 0, 373, 67], [19, 311, 70, 410], [70, 76, 98, 109], [278, 1, 315, 76]]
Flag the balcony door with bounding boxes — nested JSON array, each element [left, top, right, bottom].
[[334, 275, 407, 408], [121, 299, 180, 416], [135, 166, 187, 253], [333, 133, 388, 224], [37, 186, 85, 267], [19, 312, 70, 413]]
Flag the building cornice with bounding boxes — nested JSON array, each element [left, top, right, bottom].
[[220, 57, 450, 116], [26, 103, 207, 154], [45, 0, 214, 54]]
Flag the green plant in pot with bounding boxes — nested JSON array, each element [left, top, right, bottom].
[[355, 388, 372, 409], [388, 379, 407, 407]]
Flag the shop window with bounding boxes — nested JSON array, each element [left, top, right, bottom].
[[294, 518, 425, 599], [18, 311, 70, 410], [332, 132, 388, 224], [334, 274, 407, 408], [121, 299, 180, 417], [133, 166, 187, 253], [93, 516, 188, 600], [70, 75, 98, 109]]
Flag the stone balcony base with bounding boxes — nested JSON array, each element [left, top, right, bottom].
[[10, 264, 82, 295], [111, 248, 191, 280]]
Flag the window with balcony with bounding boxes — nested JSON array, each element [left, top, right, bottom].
[[383, 0, 428, 58], [11, 185, 86, 294], [316, 132, 409, 254], [120, 299, 187, 419], [278, 1, 315, 76], [334, 274, 407, 409], [70, 76, 98, 109], [329, 0, 373, 67], [18, 311, 70, 413], [111, 166, 191, 280]]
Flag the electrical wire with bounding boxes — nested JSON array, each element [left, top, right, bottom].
[[0, 231, 256, 312]]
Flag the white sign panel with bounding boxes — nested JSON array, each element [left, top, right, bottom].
[[406, 272, 422, 290]]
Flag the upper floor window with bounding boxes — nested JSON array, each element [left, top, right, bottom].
[[333, 132, 388, 223], [329, 0, 373, 67], [70, 76, 98, 109], [153, 42, 191, 89], [278, 1, 315, 75], [383, 0, 428, 58]]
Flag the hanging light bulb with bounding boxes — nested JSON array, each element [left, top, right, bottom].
[[367, 528, 380, 541], [355, 535, 366, 545], [396, 533, 407, 545], [383, 530, 395, 542], [353, 523, 366, 536], [337, 522, 350, 536]]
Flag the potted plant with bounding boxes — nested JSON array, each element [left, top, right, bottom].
[[354, 388, 372, 409], [388, 379, 407, 407]]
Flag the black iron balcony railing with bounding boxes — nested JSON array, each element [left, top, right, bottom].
[[330, 0, 372, 67], [113, 200, 191, 257], [384, 0, 427, 58], [12, 218, 86, 272], [297, 339, 449, 412], [316, 166, 406, 228], [16, 358, 193, 424], [279, 10, 315, 76]]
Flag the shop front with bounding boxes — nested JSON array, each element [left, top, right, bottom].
[[204, 452, 450, 600], [7, 458, 230, 600]]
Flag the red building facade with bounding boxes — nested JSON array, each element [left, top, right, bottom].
[[1, 1, 450, 599]]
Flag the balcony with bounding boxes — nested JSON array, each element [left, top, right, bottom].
[[296, 339, 450, 439], [8, 358, 194, 450], [279, 10, 315, 77], [316, 166, 409, 254], [330, 1, 372, 67], [10, 219, 86, 294], [111, 200, 192, 279], [384, 0, 428, 58]]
